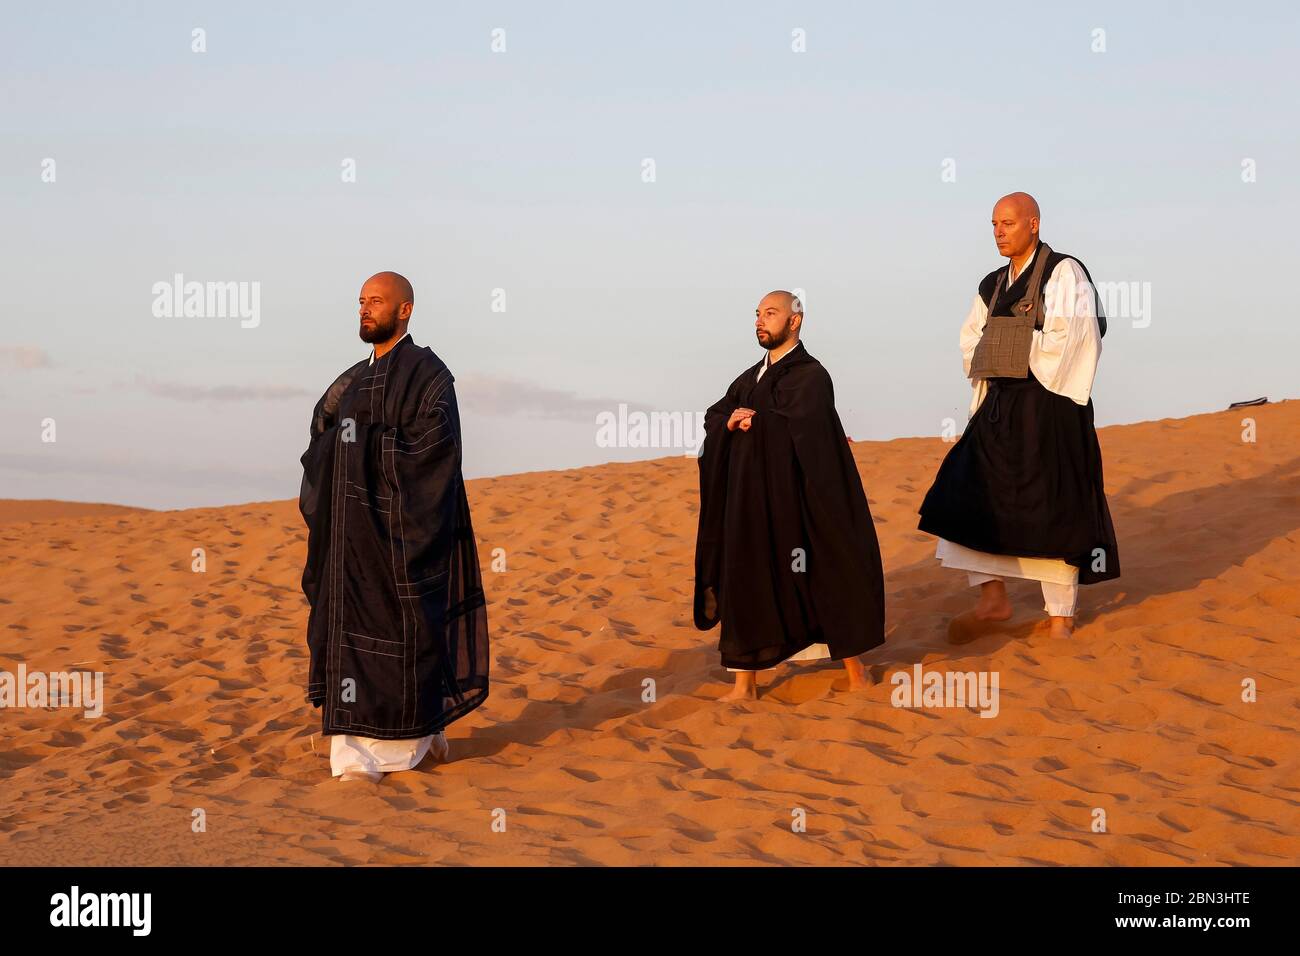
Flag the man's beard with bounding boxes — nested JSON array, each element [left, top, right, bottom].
[[757, 319, 794, 351], [359, 310, 400, 344]]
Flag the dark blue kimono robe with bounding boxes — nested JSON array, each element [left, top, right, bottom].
[[299, 335, 489, 738]]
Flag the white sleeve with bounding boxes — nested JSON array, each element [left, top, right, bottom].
[[1032, 259, 1101, 405], [960, 292, 987, 377]]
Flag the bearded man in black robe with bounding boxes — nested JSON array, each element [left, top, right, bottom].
[[299, 271, 489, 782], [694, 291, 886, 701]]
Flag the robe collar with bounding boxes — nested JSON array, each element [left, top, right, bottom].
[[765, 339, 801, 369], [756, 339, 810, 376], [369, 330, 411, 366]]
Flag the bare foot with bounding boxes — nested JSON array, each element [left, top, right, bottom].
[[720, 673, 758, 701], [1049, 615, 1074, 639], [974, 580, 1013, 621], [949, 581, 1014, 644], [842, 656, 871, 692]]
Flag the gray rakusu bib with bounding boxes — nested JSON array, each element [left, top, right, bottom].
[[969, 241, 1053, 380]]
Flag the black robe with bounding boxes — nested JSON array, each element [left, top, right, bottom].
[[299, 334, 489, 739], [918, 251, 1120, 585], [694, 342, 886, 670]]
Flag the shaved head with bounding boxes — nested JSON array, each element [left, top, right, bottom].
[[365, 271, 414, 307], [991, 192, 1041, 260], [994, 192, 1040, 220], [358, 271, 415, 346], [761, 290, 803, 316], [754, 290, 803, 352]]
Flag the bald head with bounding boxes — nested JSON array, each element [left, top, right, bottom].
[[994, 192, 1040, 220], [761, 290, 803, 316], [364, 271, 414, 307], [358, 271, 414, 347], [754, 290, 802, 352], [991, 192, 1041, 260]]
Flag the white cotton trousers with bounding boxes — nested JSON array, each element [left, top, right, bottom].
[[330, 733, 437, 777], [936, 538, 1078, 617]]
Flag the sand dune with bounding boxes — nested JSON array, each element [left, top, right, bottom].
[[0, 500, 146, 527], [1, 401, 1297, 866]]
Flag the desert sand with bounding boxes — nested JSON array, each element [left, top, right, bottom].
[[1, 401, 1297, 866], [0, 500, 145, 525]]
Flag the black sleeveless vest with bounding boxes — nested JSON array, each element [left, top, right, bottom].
[[977, 243, 1107, 338]]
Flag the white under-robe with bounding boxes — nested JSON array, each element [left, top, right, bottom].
[[330, 733, 438, 777]]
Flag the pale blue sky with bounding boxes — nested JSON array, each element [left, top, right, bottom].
[[2, 1, 1297, 507]]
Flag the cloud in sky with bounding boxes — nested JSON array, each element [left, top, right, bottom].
[[134, 376, 316, 402], [126, 373, 635, 420], [455, 373, 649, 422]]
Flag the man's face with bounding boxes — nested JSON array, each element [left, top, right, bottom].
[[992, 201, 1038, 259], [358, 281, 403, 343], [754, 295, 797, 351]]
